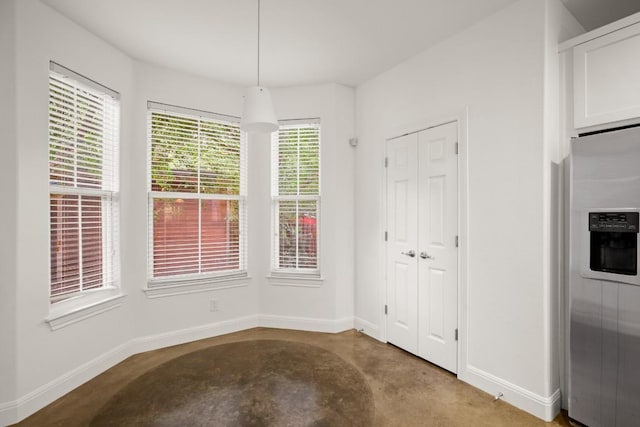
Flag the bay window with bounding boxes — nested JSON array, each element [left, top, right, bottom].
[[271, 120, 321, 275], [48, 62, 120, 303], [147, 103, 246, 285]]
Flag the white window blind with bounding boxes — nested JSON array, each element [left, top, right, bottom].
[[271, 120, 321, 274], [48, 62, 120, 303], [147, 102, 247, 285]]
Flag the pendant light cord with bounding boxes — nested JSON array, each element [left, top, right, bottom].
[[257, 0, 261, 87]]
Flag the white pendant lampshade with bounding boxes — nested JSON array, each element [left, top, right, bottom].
[[241, 0, 278, 134], [240, 86, 278, 133]]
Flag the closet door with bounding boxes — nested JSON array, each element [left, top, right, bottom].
[[417, 122, 458, 373], [386, 133, 419, 354], [386, 122, 458, 373]]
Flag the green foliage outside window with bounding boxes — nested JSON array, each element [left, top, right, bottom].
[[150, 112, 241, 196]]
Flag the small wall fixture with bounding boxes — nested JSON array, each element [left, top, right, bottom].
[[240, 0, 278, 133]]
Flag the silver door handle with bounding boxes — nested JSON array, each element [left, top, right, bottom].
[[420, 252, 432, 259], [401, 250, 416, 258]]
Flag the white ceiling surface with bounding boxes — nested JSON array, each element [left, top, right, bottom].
[[41, 0, 520, 87], [42, 0, 640, 88]]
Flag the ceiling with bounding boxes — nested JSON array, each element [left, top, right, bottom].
[[42, 0, 640, 88], [561, 0, 640, 32]]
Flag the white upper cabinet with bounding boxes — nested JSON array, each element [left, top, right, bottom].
[[573, 21, 640, 129]]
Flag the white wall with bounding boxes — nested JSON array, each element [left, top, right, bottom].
[[129, 62, 260, 340], [13, 0, 135, 419], [354, 0, 580, 419], [0, 0, 18, 412], [1, 1, 356, 424], [259, 84, 356, 329], [334, 86, 357, 321]]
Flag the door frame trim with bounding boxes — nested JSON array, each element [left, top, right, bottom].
[[382, 107, 469, 378]]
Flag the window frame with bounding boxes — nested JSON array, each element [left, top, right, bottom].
[[47, 62, 121, 305], [271, 119, 321, 277], [146, 102, 248, 289]]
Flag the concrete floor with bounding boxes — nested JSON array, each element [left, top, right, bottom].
[[15, 328, 572, 426]]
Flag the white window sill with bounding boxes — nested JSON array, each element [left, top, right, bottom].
[[46, 288, 125, 331], [267, 273, 324, 288], [144, 274, 251, 298]]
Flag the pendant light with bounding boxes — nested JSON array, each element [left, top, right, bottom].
[[240, 0, 278, 133]]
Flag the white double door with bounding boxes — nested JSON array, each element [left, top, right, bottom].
[[386, 121, 458, 373]]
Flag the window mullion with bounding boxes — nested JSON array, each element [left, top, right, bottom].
[[272, 200, 276, 270], [296, 127, 301, 196], [197, 118, 202, 194], [101, 95, 109, 288], [149, 191, 241, 201], [73, 83, 78, 189], [296, 127, 301, 270], [78, 195, 84, 291], [74, 82, 88, 291], [295, 200, 299, 270], [104, 195, 112, 286], [197, 119, 202, 274], [198, 199, 203, 274], [225, 200, 230, 264]]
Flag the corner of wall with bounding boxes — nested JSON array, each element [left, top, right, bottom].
[[543, 0, 586, 411], [0, 0, 19, 417], [548, 0, 585, 412], [333, 84, 357, 321], [460, 366, 561, 421]]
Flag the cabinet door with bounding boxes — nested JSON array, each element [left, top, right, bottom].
[[574, 22, 640, 129]]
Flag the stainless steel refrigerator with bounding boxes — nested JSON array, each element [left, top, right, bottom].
[[569, 125, 640, 427]]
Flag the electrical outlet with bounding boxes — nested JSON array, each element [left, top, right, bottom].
[[209, 299, 219, 312]]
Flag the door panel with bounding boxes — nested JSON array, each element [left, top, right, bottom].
[[427, 267, 445, 341], [428, 176, 445, 246], [418, 122, 458, 373], [393, 262, 410, 327], [394, 181, 409, 241], [386, 133, 419, 354]]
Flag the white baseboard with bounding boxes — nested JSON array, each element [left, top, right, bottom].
[[460, 365, 561, 422], [354, 317, 383, 341], [130, 315, 260, 355], [0, 400, 15, 427], [0, 315, 261, 426], [0, 341, 131, 426], [258, 314, 354, 333]]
